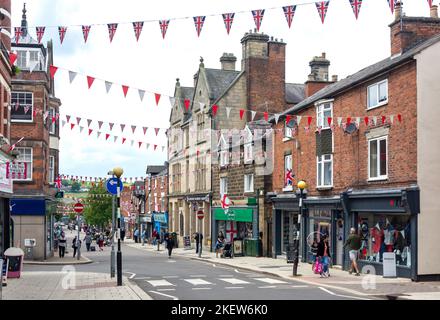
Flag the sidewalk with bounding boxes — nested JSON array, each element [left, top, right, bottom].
[[126, 242, 440, 299]]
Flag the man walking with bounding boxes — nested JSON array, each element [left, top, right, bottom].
[[166, 233, 175, 259], [344, 227, 362, 276], [84, 232, 92, 252], [58, 232, 66, 258]]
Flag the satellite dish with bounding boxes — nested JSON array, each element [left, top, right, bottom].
[[286, 119, 297, 128], [344, 123, 358, 134]]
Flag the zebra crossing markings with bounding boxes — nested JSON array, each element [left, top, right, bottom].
[[184, 278, 213, 286], [219, 278, 250, 285], [146, 279, 175, 287], [253, 278, 288, 284]]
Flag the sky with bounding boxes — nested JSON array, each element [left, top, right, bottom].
[[10, 0, 433, 179]]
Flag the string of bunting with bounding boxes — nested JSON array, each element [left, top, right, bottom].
[[9, 1, 434, 45], [60, 174, 147, 184]]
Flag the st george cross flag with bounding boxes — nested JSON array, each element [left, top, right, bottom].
[[133, 21, 144, 41], [388, 0, 397, 14], [349, 0, 363, 20], [252, 9, 265, 32], [315, 1, 331, 24], [222, 13, 235, 35], [107, 23, 118, 43], [82, 25, 91, 43], [159, 20, 170, 39], [36, 27, 45, 43], [193, 16, 206, 37], [58, 26, 67, 44], [283, 5, 296, 28]]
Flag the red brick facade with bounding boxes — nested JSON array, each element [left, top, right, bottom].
[[146, 174, 168, 213]]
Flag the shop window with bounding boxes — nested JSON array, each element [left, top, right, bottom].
[[368, 136, 387, 180], [9, 147, 33, 181]]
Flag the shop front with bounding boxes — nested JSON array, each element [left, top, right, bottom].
[[0, 158, 13, 256], [153, 212, 168, 235]]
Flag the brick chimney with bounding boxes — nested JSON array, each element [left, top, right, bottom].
[[304, 53, 333, 98], [220, 53, 237, 71], [390, 1, 440, 55], [0, 0, 11, 51]]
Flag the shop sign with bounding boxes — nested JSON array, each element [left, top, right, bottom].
[[186, 194, 210, 202], [0, 162, 13, 194], [214, 208, 253, 222], [233, 239, 243, 256]]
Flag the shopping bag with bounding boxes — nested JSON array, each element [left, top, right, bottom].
[[314, 258, 322, 274]]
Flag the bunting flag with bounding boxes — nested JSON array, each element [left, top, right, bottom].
[[105, 81, 112, 93], [212, 105, 218, 117], [159, 20, 170, 39], [274, 114, 280, 124], [9, 52, 17, 66], [138, 89, 145, 101], [87, 119, 92, 127], [131, 140, 135, 147], [142, 127, 148, 135], [264, 112, 268, 122], [297, 116, 302, 126], [68, 71, 77, 83], [79, 126, 84, 133], [120, 124, 126, 132], [193, 16, 206, 37], [14, 27, 22, 43], [162, 146, 166, 152], [390, 115, 394, 124], [252, 9, 265, 32], [29, 61, 39, 73], [222, 13, 235, 35], [337, 117, 343, 126], [283, 5, 296, 28], [98, 121, 104, 130], [397, 114, 402, 122], [146, 143, 150, 150], [388, 0, 397, 14], [327, 116, 332, 126], [316, 1, 330, 24], [307, 116, 313, 126], [154, 145, 158, 151], [382, 115, 387, 124], [131, 125, 137, 134], [155, 93, 161, 106], [52, 116, 56, 124], [226, 107, 232, 119], [427, 0, 433, 8], [355, 117, 361, 127], [70, 123, 75, 130], [66, 115, 71, 123], [88, 129, 93, 136], [109, 123, 114, 131], [364, 116, 369, 126], [240, 109, 245, 120], [97, 132, 102, 139], [58, 26, 67, 44], [114, 136, 118, 143], [87, 76, 95, 89], [184, 99, 190, 111], [76, 117, 82, 125], [251, 111, 257, 121], [107, 23, 118, 43], [105, 134, 110, 140], [372, 116, 378, 126], [169, 97, 176, 107], [122, 85, 129, 97], [49, 66, 58, 78], [347, 117, 351, 125], [286, 115, 291, 125], [36, 26, 45, 43], [349, 0, 363, 19], [138, 141, 143, 148], [154, 128, 160, 136], [82, 25, 91, 43], [132, 21, 144, 41]]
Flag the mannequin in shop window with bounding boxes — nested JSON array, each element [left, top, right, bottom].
[[370, 223, 384, 262], [383, 219, 395, 253]]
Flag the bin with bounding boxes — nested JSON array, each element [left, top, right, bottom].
[[244, 239, 259, 257], [4, 247, 25, 279]]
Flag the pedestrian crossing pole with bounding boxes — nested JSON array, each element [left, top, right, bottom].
[[113, 167, 124, 287]]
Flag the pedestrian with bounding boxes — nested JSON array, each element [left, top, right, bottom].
[[72, 236, 81, 258], [311, 239, 319, 269], [152, 229, 158, 245], [84, 232, 92, 252], [317, 235, 331, 278], [121, 229, 126, 241], [215, 232, 225, 258], [58, 232, 66, 258], [141, 228, 147, 246], [155, 230, 161, 251], [344, 227, 362, 276], [166, 234, 175, 259], [98, 234, 104, 251], [134, 228, 139, 243]]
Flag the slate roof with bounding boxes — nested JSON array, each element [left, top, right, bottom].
[[285, 83, 306, 104], [146, 165, 167, 175], [205, 68, 241, 101]]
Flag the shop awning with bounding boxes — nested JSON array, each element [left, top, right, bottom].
[[214, 208, 253, 222]]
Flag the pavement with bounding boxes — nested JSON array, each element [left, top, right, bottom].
[[125, 240, 440, 300]]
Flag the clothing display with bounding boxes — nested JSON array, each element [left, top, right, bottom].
[[371, 227, 384, 253]]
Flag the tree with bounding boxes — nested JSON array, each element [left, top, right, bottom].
[[71, 182, 81, 193], [83, 184, 112, 228], [62, 179, 71, 187]]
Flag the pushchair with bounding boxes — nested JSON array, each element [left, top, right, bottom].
[[221, 243, 233, 258]]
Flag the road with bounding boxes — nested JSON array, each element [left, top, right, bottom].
[[24, 241, 372, 300]]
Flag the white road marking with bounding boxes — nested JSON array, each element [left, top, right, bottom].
[[162, 276, 179, 279], [124, 272, 136, 279], [219, 275, 234, 277], [225, 287, 244, 289], [212, 264, 216, 267], [291, 285, 309, 288], [149, 290, 179, 300], [167, 260, 176, 263], [146, 279, 175, 287], [318, 287, 371, 300], [184, 278, 213, 286], [157, 289, 176, 292], [258, 286, 277, 289], [190, 275, 207, 278], [219, 278, 250, 285], [133, 277, 151, 280], [192, 288, 212, 290], [254, 278, 287, 284]]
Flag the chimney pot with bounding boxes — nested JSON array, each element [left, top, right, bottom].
[[431, 5, 438, 19], [271, 36, 274, 41], [395, 1, 403, 21], [322, 52, 326, 59], [254, 28, 257, 33], [332, 75, 338, 82]]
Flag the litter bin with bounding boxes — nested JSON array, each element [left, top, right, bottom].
[[24, 239, 36, 260], [4, 247, 25, 279], [244, 239, 259, 257]]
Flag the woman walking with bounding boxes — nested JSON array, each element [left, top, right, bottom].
[[58, 232, 66, 258], [317, 235, 331, 278], [166, 234, 175, 259], [98, 233, 104, 251]]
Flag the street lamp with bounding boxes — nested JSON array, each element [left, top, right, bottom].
[[113, 167, 124, 286], [293, 180, 307, 276]]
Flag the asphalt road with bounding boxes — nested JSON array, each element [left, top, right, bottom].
[[24, 242, 371, 300]]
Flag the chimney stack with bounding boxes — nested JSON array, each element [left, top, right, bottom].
[[394, 1, 403, 21], [220, 53, 237, 71], [332, 75, 338, 82], [431, 5, 438, 19], [308, 52, 330, 82]]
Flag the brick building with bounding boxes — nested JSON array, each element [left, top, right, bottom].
[[145, 164, 168, 238], [8, 5, 62, 260], [270, 3, 440, 280], [0, 0, 14, 257]]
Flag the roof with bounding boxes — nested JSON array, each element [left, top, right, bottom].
[[205, 68, 241, 101], [146, 165, 166, 175], [279, 33, 440, 117], [181, 87, 194, 100], [285, 83, 306, 104]]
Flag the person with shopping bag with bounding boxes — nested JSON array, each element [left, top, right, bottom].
[[317, 235, 331, 278]]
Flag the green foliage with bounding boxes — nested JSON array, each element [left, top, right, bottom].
[[62, 179, 71, 187], [71, 182, 81, 193], [83, 184, 112, 227]]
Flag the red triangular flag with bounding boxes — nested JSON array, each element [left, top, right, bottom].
[[142, 127, 148, 135], [397, 114, 402, 122], [382, 115, 387, 124], [347, 117, 351, 125], [264, 112, 268, 122], [87, 76, 95, 89], [9, 52, 17, 65], [240, 109, 245, 120], [154, 128, 160, 136], [327, 117, 332, 126], [154, 145, 158, 151], [105, 134, 110, 140], [49, 66, 58, 78], [184, 99, 190, 111], [286, 115, 291, 125], [307, 116, 313, 126], [138, 141, 143, 148], [155, 93, 161, 106], [52, 116, 56, 124], [70, 123, 75, 130], [212, 105, 218, 117], [122, 85, 129, 97], [122, 138, 126, 144], [364, 116, 369, 126], [88, 129, 93, 136]]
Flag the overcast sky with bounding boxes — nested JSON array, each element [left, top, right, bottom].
[[11, 0, 432, 179]]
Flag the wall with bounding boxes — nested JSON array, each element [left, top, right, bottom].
[[12, 215, 45, 260]]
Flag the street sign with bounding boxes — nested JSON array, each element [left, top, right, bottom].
[[73, 202, 84, 213], [197, 210, 204, 220], [106, 177, 124, 195]]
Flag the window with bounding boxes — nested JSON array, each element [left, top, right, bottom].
[[197, 113, 205, 141], [244, 128, 253, 163], [369, 136, 387, 180], [316, 102, 333, 129], [9, 148, 33, 181], [367, 79, 388, 109], [284, 124, 293, 139], [49, 107, 56, 134], [284, 154, 293, 190], [219, 135, 229, 167], [11, 92, 33, 122], [244, 174, 254, 193], [220, 177, 228, 195], [317, 154, 333, 188], [49, 156, 55, 184], [17, 51, 27, 69]]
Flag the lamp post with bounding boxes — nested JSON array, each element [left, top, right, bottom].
[[293, 180, 307, 276], [108, 170, 116, 278], [113, 167, 124, 286]]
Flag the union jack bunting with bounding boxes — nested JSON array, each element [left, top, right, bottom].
[[427, 0, 433, 8], [315, 1, 330, 24], [193, 16, 206, 37], [14, 27, 22, 43], [349, 0, 363, 20], [107, 23, 118, 43], [58, 26, 67, 44], [252, 9, 265, 32], [82, 25, 91, 43], [159, 20, 170, 39], [133, 21, 144, 41], [36, 27, 45, 43], [222, 13, 235, 35], [387, 0, 397, 14], [282, 5, 296, 28]]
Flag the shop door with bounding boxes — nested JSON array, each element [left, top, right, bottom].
[[282, 212, 298, 253], [225, 221, 237, 243]]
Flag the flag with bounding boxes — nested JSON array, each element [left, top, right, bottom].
[[308, 116, 313, 126], [109, 123, 114, 131], [212, 105, 218, 117], [88, 129, 93, 136], [87, 76, 95, 89], [285, 169, 295, 186], [105, 81, 112, 93], [105, 134, 110, 140], [68, 71, 77, 83], [131, 125, 136, 134], [8, 137, 24, 152], [9, 52, 17, 65], [142, 127, 148, 135], [122, 85, 129, 97], [169, 97, 176, 107], [297, 116, 302, 126], [274, 114, 280, 124], [138, 141, 143, 148], [98, 121, 104, 130], [222, 13, 235, 35], [108, 23, 118, 43], [193, 16, 206, 37], [184, 99, 190, 111], [114, 136, 118, 143], [55, 175, 62, 189], [252, 9, 265, 32], [132, 21, 144, 41], [283, 5, 296, 28], [264, 112, 268, 122], [49, 66, 58, 78], [138, 89, 145, 101], [199, 102, 205, 111], [315, 1, 331, 24], [66, 115, 71, 123], [82, 25, 91, 43], [364, 116, 369, 126], [131, 140, 134, 147], [120, 124, 126, 132], [58, 26, 67, 44], [14, 27, 22, 43], [349, 0, 363, 19], [397, 114, 402, 122], [97, 131, 102, 139], [36, 27, 45, 43], [240, 109, 245, 120], [159, 20, 170, 39], [154, 128, 160, 136], [79, 126, 84, 133], [71, 123, 75, 130], [76, 117, 82, 125], [87, 119, 92, 127], [388, 0, 397, 14], [154, 145, 158, 151], [251, 111, 256, 121], [155, 93, 161, 106]]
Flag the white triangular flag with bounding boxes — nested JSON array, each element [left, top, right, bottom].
[[62, 120, 66, 127], [105, 81, 113, 93], [97, 132, 102, 139], [390, 115, 394, 124], [130, 140, 134, 147], [337, 117, 343, 126], [355, 117, 361, 127], [114, 136, 118, 143], [146, 143, 150, 150], [199, 102, 205, 111], [274, 114, 280, 124], [68, 71, 77, 83], [162, 146, 165, 152], [251, 111, 256, 121], [169, 97, 176, 107], [138, 89, 145, 101], [226, 107, 231, 119], [29, 61, 38, 73], [372, 116, 377, 126], [79, 126, 84, 133], [297, 116, 302, 126]]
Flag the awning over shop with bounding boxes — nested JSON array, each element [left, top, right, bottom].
[[214, 207, 253, 222]]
